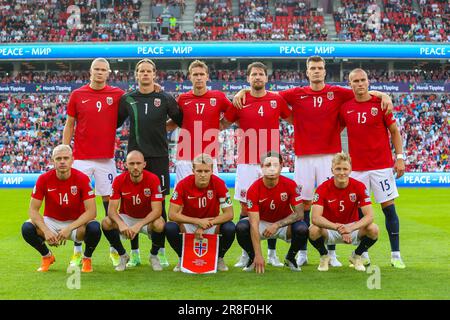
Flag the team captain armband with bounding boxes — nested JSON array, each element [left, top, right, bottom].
[[219, 193, 233, 209]]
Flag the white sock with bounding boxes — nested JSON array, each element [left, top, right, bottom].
[[73, 245, 82, 254], [361, 252, 370, 259], [268, 249, 276, 257], [110, 246, 118, 254], [43, 251, 52, 258], [298, 250, 307, 257], [391, 251, 401, 259], [158, 248, 165, 255], [242, 250, 249, 259], [131, 249, 140, 255], [328, 250, 336, 257]]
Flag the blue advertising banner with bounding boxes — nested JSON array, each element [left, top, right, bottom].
[[1, 173, 449, 189], [0, 82, 448, 94], [0, 43, 448, 60]]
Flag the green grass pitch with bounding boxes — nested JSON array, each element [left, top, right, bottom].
[[0, 188, 448, 300]]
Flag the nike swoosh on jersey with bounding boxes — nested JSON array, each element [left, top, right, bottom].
[[300, 96, 308, 99], [347, 110, 355, 114], [187, 196, 197, 199], [47, 188, 57, 192], [184, 101, 193, 105], [82, 100, 90, 104], [121, 192, 131, 195], [259, 198, 268, 203], [328, 199, 337, 203]]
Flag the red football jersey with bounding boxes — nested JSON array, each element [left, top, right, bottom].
[[279, 84, 354, 156], [224, 92, 291, 164], [66, 84, 125, 159], [170, 174, 231, 219], [340, 96, 396, 171], [313, 177, 371, 224], [177, 90, 232, 160], [31, 168, 95, 221], [246, 175, 302, 223], [110, 170, 163, 219]]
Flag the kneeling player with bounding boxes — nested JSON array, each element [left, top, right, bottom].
[[21, 145, 101, 272], [165, 154, 235, 272], [101, 151, 165, 271], [236, 152, 308, 273], [309, 152, 379, 272]]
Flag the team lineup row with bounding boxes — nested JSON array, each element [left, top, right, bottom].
[[21, 56, 406, 273]]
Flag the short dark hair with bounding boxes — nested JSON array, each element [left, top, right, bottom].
[[306, 56, 326, 69], [247, 62, 267, 76], [260, 151, 283, 165]]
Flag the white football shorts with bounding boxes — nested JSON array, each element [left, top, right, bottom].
[[181, 223, 218, 235], [73, 159, 117, 196], [294, 154, 334, 201], [234, 164, 262, 202], [118, 213, 152, 240], [326, 227, 360, 246], [43, 216, 80, 242], [351, 168, 399, 203]]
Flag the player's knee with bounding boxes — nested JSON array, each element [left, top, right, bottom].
[[366, 223, 379, 239], [293, 221, 309, 238], [303, 200, 312, 211], [21, 221, 37, 239], [235, 219, 250, 235], [101, 216, 113, 230], [381, 200, 395, 209], [152, 217, 165, 233], [220, 221, 236, 237], [164, 221, 180, 237], [86, 220, 101, 235], [308, 225, 321, 240]]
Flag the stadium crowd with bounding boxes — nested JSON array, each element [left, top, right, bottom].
[[1, 0, 448, 42], [3, 67, 449, 84], [1, 92, 448, 174]]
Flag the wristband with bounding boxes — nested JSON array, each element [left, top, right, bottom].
[[396, 154, 404, 160]]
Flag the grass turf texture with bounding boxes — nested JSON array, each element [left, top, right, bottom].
[[1, 188, 448, 300]]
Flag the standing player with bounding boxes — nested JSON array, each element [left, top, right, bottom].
[[340, 68, 406, 268], [63, 58, 124, 267], [234, 56, 393, 267], [236, 152, 308, 273], [117, 58, 183, 268], [221, 62, 292, 268], [21, 145, 101, 272], [165, 154, 235, 272], [309, 152, 379, 272], [167, 60, 233, 184], [101, 151, 165, 271]]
